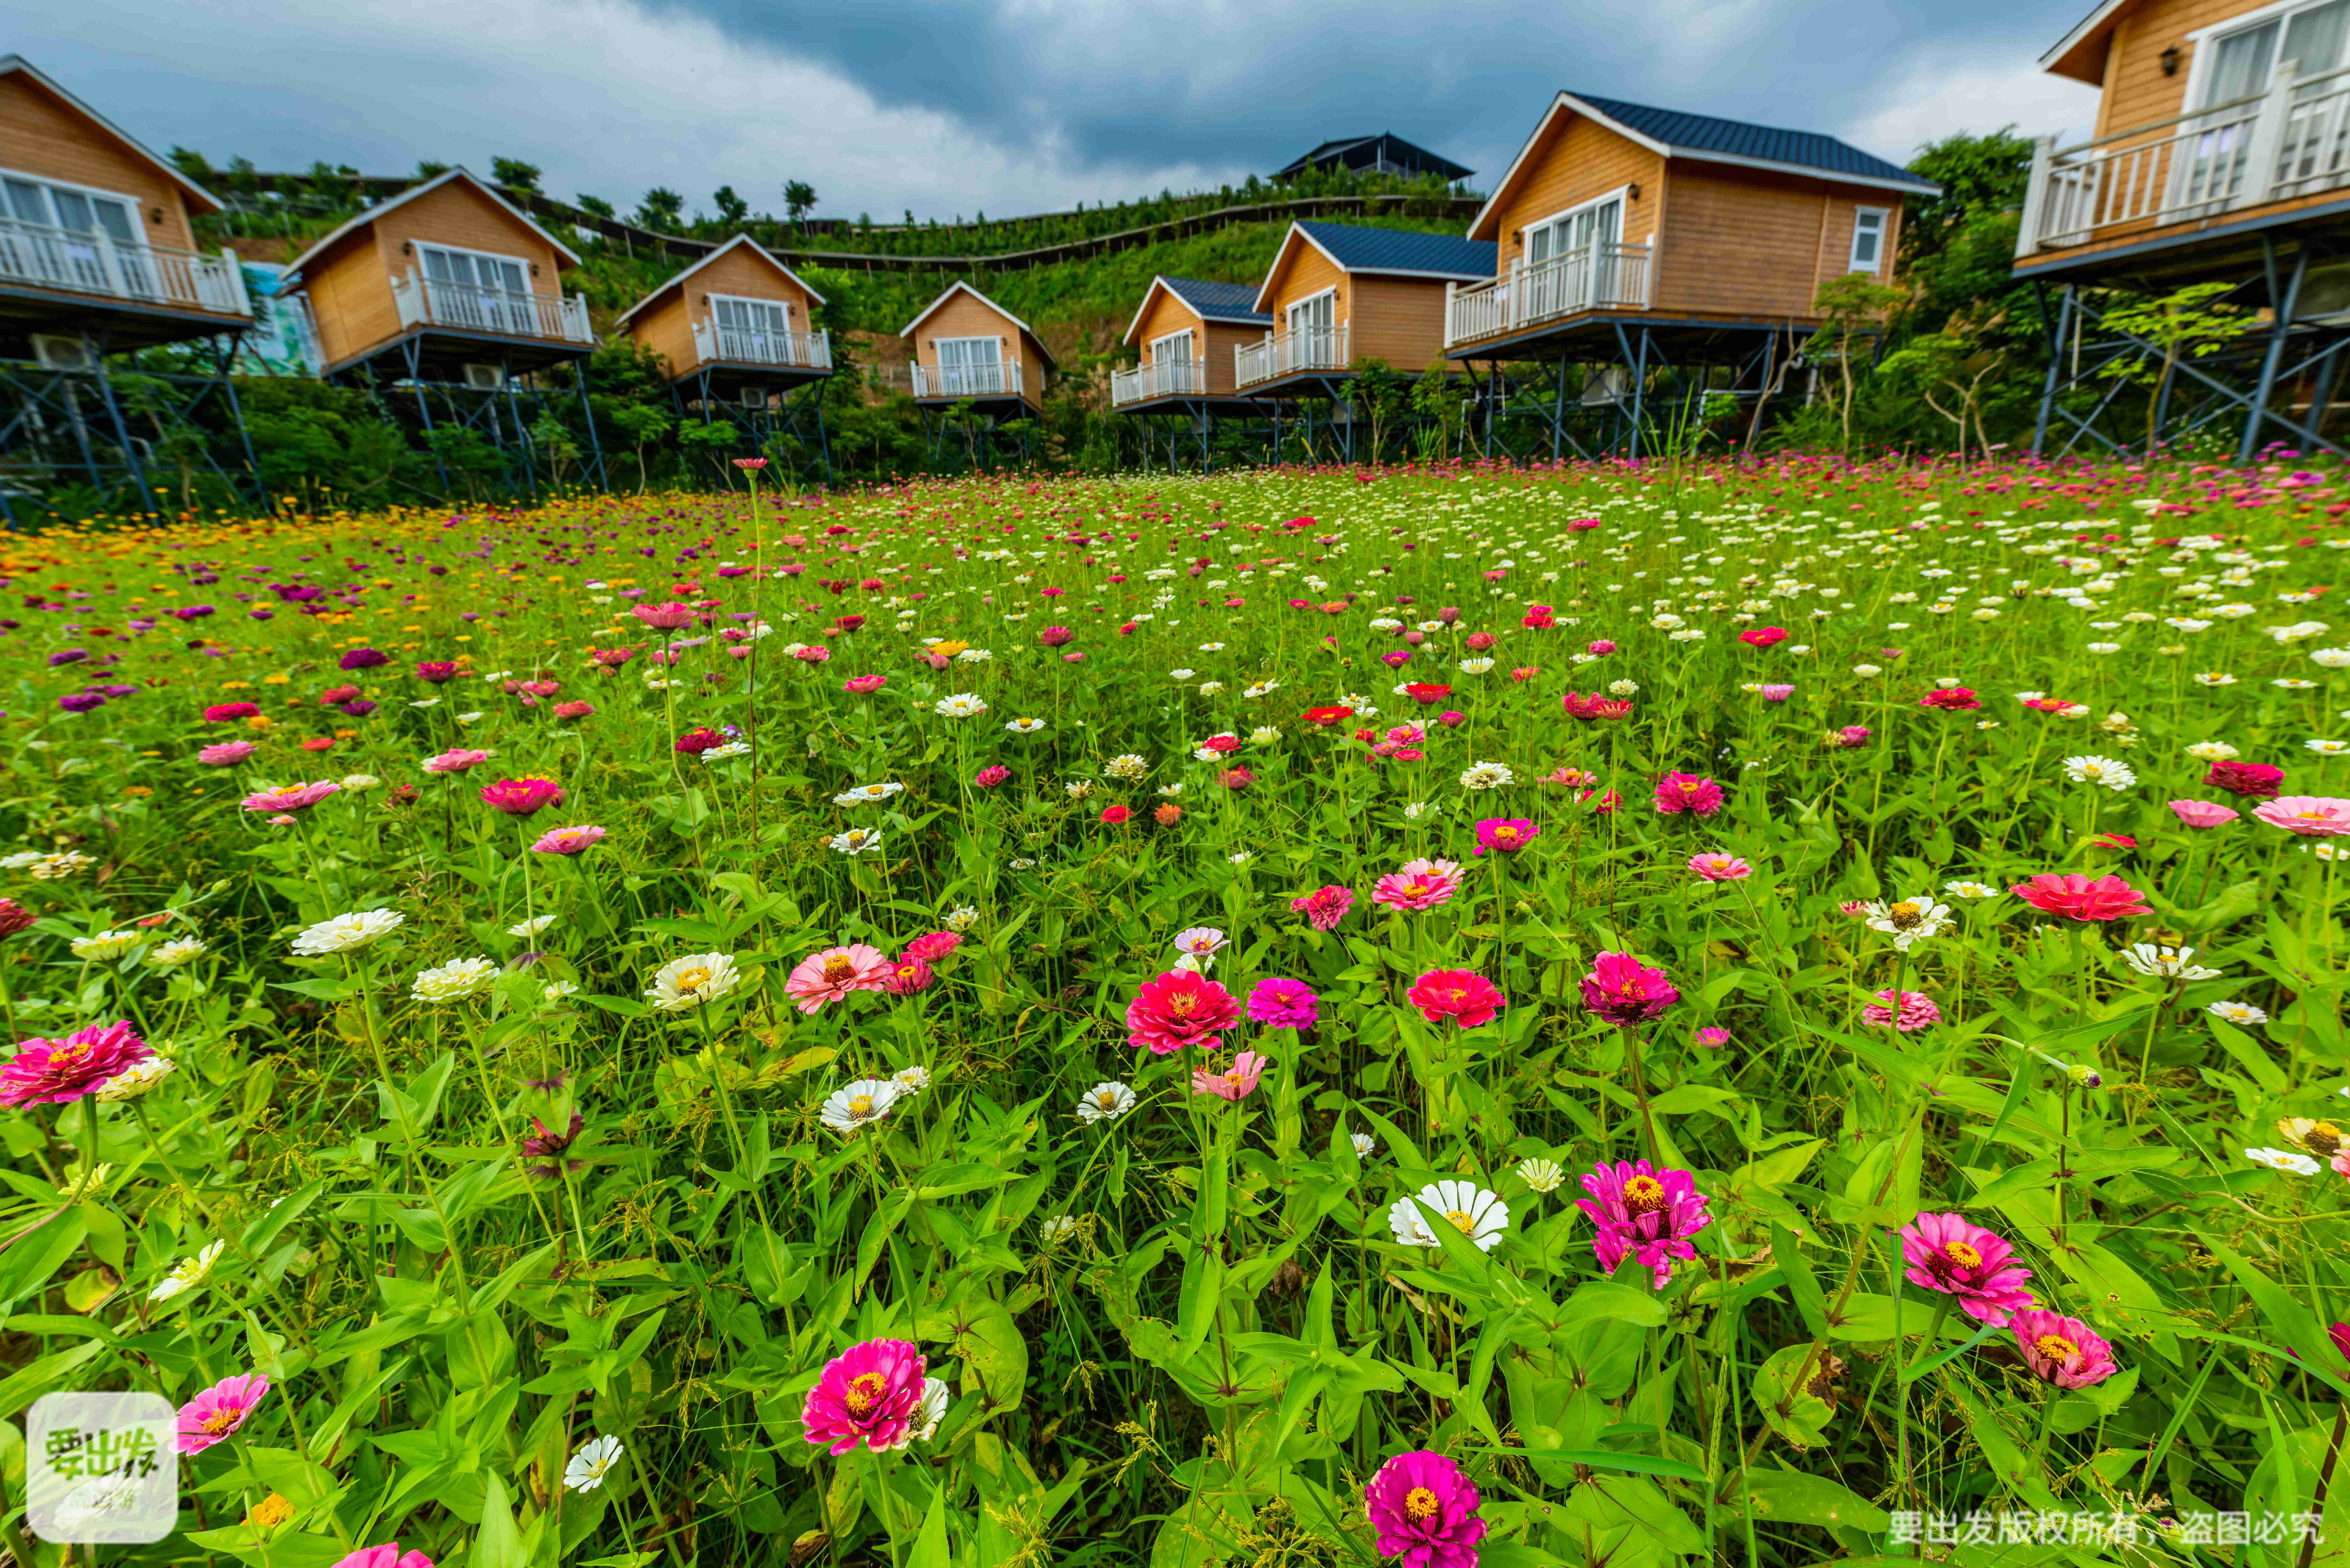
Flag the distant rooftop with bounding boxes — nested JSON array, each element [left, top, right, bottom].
[[1274, 133, 1474, 185], [1159, 276, 1270, 323], [1564, 93, 1937, 193]]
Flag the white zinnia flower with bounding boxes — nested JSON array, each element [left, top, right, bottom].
[[146, 938, 207, 969], [828, 827, 883, 857], [2209, 999, 2270, 1025], [1076, 1081, 1137, 1124], [820, 1077, 902, 1134], [1515, 1158, 1565, 1194], [411, 957, 497, 1003], [933, 694, 988, 718], [909, 1376, 950, 1443], [149, 1240, 224, 1303], [507, 914, 556, 938], [834, 781, 906, 806], [2122, 943, 2221, 980], [28, 851, 94, 881], [1459, 761, 1515, 791], [2185, 741, 2240, 761], [646, 952, 741, 1011], [1942, 881, 1999, 900], [1172, 926, 1227, 959], [1863, 897, 1953, 950], [1005, 718, 1048, 735], [2245, 1146, 2322, 1175], [95, 1057, 176, 1102], [1350, 1131, 1379, 1159], [292, 908, 406, 956], [943, 906, 981, 932], [1389, 1180, 1509, 1252], [564, 1435, 624, 1494], [69, 930, 144, 961], [2062, 755, 2136, 791]]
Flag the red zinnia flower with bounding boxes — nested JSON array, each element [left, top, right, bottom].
[[1125, 970, 1242, 1055], [1581, 952, 1678, 1027], [2205, 760, 2285, 799], [2008, 872, 2150, 922], [1406, 968, 1505, 1028]]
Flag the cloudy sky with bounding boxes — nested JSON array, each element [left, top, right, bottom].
[[11, 0, 2102, 224]]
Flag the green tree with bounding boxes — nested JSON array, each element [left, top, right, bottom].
[[2097, 283, 2248, 454], [712, 185, 749, 226], [575, 194, 616, 220], [1879, 328, 2006, 461], [415, 159, 451, 180], [490, 157, 543, 193], [1809, 273, 1909, 451], [609, 403, 674, 493], [634, 188, 686, 233], [785, 181, 818, 229]]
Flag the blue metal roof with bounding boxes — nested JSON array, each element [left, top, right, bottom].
[[1568, 93, 1938, 193], [1292, 222, 1497, 278], [1161, 276, 1270, 322]]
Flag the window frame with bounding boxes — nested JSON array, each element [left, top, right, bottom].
[[414, 241, 532, 296], [1848, 206, 1890, 274], [1522, 184, 1630, 267]]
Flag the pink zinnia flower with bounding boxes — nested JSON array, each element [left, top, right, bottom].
[[2206, 760, 2284, 798], [331, 1547, 435, 1568], [673, 727, 725, 754], [197, 740, 254, 766], [2168, 799, 2240, 828], [784, 945, 892, 1014], [800, 1338, 928, 1454], [176, 1372, 269, 1454], [203, 702, 259, 721], [1126, 970, 1243, 1055], [1863, 990, 1942, 1031], [1190, 1051, 1267, 1100], [1580, 952, 1678, 1027], [1740, 626, 1789, 647], [1577, 1159, 1713, 1287], [421, 748, 489, 774], [1291, 884, 1355, 931], [1406, 968, 1505, 1028], [903, 931, 962, 963], [1758, 683, 1795, 702], [2009, 1309, 2119, 1387], [843, 675, 888, 695], [1694, 1026, 1732, 1048], [1373, 858, 1461, 912], [0, 1021, 151, 1106], [530, 824, 606, 855], [883, 956, 934, 995], [480, 777, 565, 815], [2009, 872, 2149, 922], [2253, 796, 2350, 836], [633, 601, 697, 630], [241, 781, 339, 814], [1472, 818, 1538, 856], [973, 765, 1010, 788], [1897, 1212, 2035, 1325], [1364, 1450, 1486, 1568], [1687, 852, 1751, 882], [1919, 686, 1981, 712], [1653, 772, 1723, 815], [1247, 977, 1319, 1029]]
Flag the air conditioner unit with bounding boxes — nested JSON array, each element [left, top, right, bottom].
[[1580, 367, 1631, 407], [461, 363, 504, 390], [31, 334, 98, 372], [742, 387, 768, 410]]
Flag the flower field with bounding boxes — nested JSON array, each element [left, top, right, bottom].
[[5, 454, 2350, 1567]]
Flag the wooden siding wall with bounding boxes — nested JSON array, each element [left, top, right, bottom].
[[303, 181, 571, 369], [1486, 114, 1665, 269], [1348, 277, 1453, 373], [0, 73, 200, 253], [629, 249, 817, 376], [910, 291, 1043, 408], [1261, 239, 1350, 328], [1197, 323, 1256, 396], [1133, 289, 1201, 362], [1654, 165, 1903, 319]]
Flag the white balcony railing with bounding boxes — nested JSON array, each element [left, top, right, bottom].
[[1111, 357, 1208, 405], [694, 320, 831, 370], [1234, 323, 1349, 388], [2019, 62, 2350, 256], [1444, 243, 1652, 348], [392, 274, 593, 344], [909, 359, 1022, 398], [0, 216, 250, 317]]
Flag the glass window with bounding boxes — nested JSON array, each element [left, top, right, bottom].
[[1850, 208, 1888, 272]]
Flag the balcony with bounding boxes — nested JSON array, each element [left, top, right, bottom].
[[1234, 323, 1349, 389], [1444, 243, 1652, 348], [0, 216, 250, 317], [1111, 357, 1209, 405], [2019, 62, 2350, 260], [694, 320, 831, 371], [908, 360, 1022, 399], [392, 274, 593, 344]]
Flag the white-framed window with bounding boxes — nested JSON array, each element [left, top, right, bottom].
[[2188, 0, 2350, 109], [416, 242, 529, 298], [1849, 207, 1889, 273], [710, 293, 793, 359], [1149, 327, 1195, 366], [1285, 287, 1336, 338], [1524, 186, 1626, 268], [413, 242, 534, 334], [0, 166, 155, 296], [932, 334, 1005, 394]]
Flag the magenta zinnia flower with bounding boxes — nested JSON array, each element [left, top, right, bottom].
[[784, 945, 892, 1014], [2009, 1309, 2119, 1387], [520, 1112, 587, 1179], [1373, 858, 1461, 912], [1576, 1159, 1713, 1287], [2009, 872, 2149, 922], [1290, 884, 1354, 931], [0, 1021, 151, 1107], [1580, 951, 1678, 1027], [2253, 796, 2350, 836], [1406, 969, 1505, 1028], [176, 1372, 269, 1454], [903, 931, 963, 963], [1190, 1051, 1267, 1100], [1652, 772, 1723, 816], [1365, 1450, 1486, 1568], [2168, 799, 2240, 829], [1687, 852, 1751, 882], [1247, 977, 1320, 1029], [2205, 759, 2284, 799], [1126, 969, 1243, 1055], [1472, 818, 1538, 856], [530, 824, 606, 855], [197, 740, 255, 766], [330, 1547, 434, 1568], [1862, 990, 1942, 1031], [421, 748, 489, 774], [883, 956, 934, 995], [1897, 1212, 2035, 1325], [633, 601, 698, 630], [479, 777, 565, 815], [241, 780, 339, 814], [801, 1338, 928, 1454]]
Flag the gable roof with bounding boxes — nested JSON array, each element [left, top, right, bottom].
[[276, 168, 583, 290], [613, 234, 828, 328], [1471, 92, 1938, 238], [2038, 0, 2135, 85], [1274, 133, 1474, 184], [1120, 275, 1270, 345], [0, 56, 226, 215], [1252, 222, 1498, 312], [899, 280, 1058, 371]]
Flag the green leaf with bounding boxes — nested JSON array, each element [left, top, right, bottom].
[[1771, 1224, 1827, 1338], [1464, 1446, 1704, 1482], [1724, 1466, 1888, 1531]]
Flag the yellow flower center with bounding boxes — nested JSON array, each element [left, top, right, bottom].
[[822, 956, 853, 983], [843, 1371, 888, 1416], [201, 1406, 244, 1436], [1623, 1176, 1667, 1215], [1886, 901, 1922, 928], [675, 966, 713, 993], [1444, 1209, 1476, 1234], [1942, 1240, 1982, 1270], [2034, 1333, 2080, 1365], [1404, 1487, 1440, 1521], [247, 1495, 293, 1529], [847, 1095, 874, 1118], [1095, 1090, 1120, 1110]]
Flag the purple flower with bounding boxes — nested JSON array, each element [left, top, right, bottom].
[[1246, 977, 1320, 1030], [47, 650, 86, 667], [57, 692, 104, 712], [1576, 1159, 1713, 1287], [1364, 1450, 1486, 1568], [338, 647, 390, 670]]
